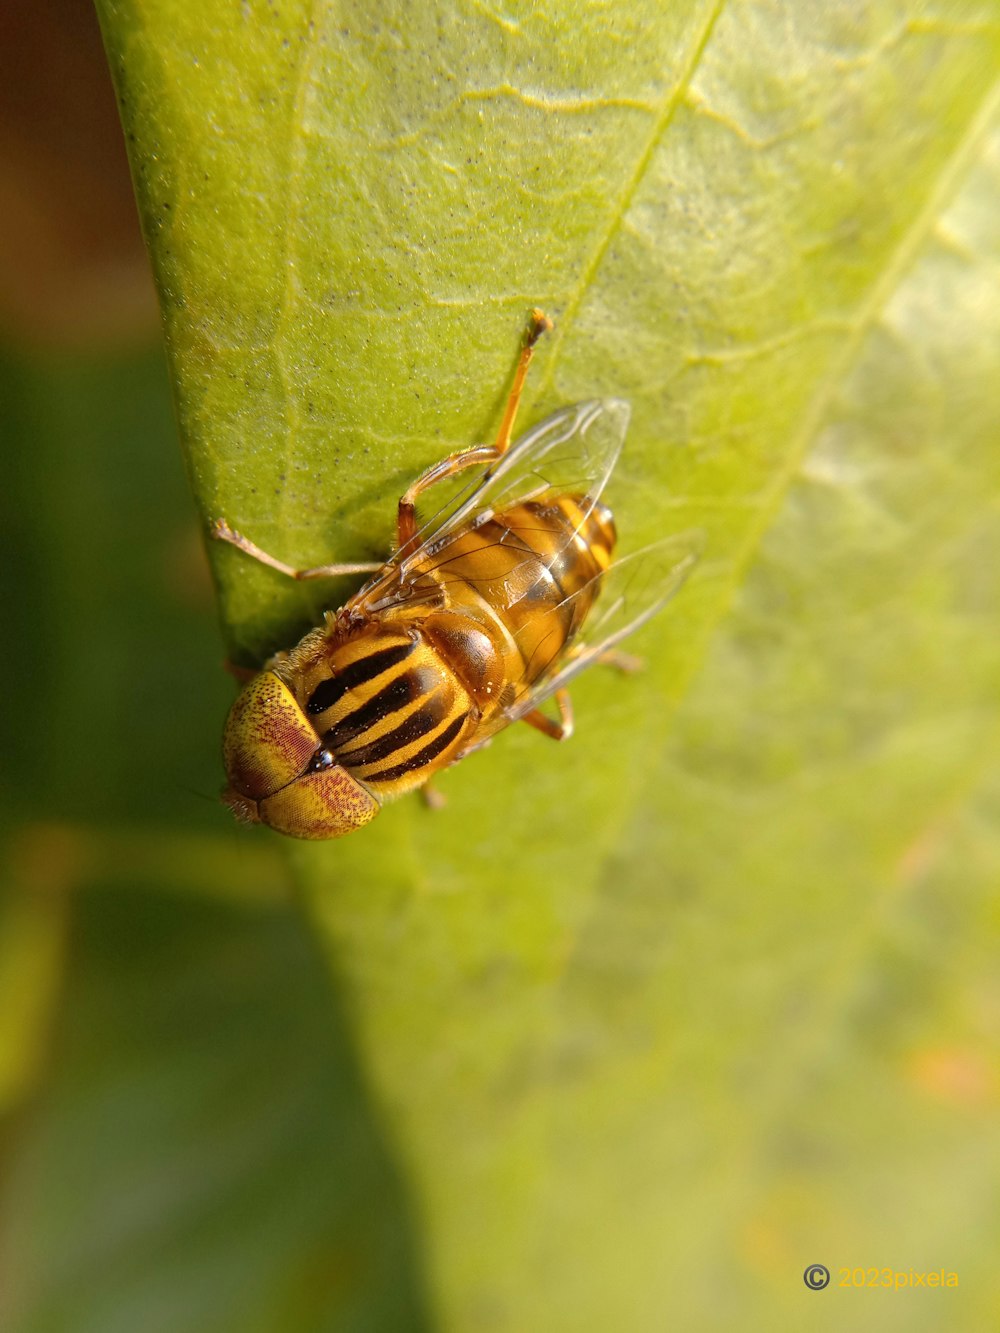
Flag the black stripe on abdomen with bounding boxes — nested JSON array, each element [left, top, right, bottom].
[[337, 702, 443, 769], [360, 713, 467, 785], [306, 640, 414, 716], [322, 668, 431, 751]]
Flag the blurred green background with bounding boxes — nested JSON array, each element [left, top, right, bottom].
[[0, 3, 428, 1328], [2, 2, 999, 1331]]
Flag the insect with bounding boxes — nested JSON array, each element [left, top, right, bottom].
[[211, 310, 700, 839]]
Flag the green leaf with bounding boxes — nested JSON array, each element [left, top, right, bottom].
[[93, 2, 1000, 1328]]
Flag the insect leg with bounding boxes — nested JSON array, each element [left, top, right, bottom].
[[210, 518, 381, 580], [396, 444, 499, 549], [396, 308, 552, 549], [519, 688, 574, 742], [493, 306, 553, 454], [597, 648, 644, 674], [420, 777, 448, 810], [222, 658, 258, 684]]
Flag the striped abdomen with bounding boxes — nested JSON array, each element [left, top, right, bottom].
[[280, 491, 616, 797], [408, 491, 617, 700]]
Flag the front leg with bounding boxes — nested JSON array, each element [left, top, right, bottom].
[[210, 519, 381, 580]]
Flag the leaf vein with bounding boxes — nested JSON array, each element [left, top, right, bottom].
[[727, 71, 1000, 597], [533, 0, 728, 397]]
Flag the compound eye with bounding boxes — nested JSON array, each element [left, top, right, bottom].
[[306, 747, 335, 774], [221, 671, 380, 838]]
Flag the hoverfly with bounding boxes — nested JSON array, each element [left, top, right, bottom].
[[211, 310, 700, 839]]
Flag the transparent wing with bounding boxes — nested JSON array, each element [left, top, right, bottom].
[[496, 528, 704, 732], [357, 399, 630, 608]]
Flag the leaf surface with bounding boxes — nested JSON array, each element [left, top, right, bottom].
[[90, 2, 1000, 1327]]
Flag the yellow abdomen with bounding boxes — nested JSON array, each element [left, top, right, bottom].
[[278, 493, 617, 797]]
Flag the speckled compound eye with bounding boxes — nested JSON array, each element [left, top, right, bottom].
[[221, 671, 379, 840]]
